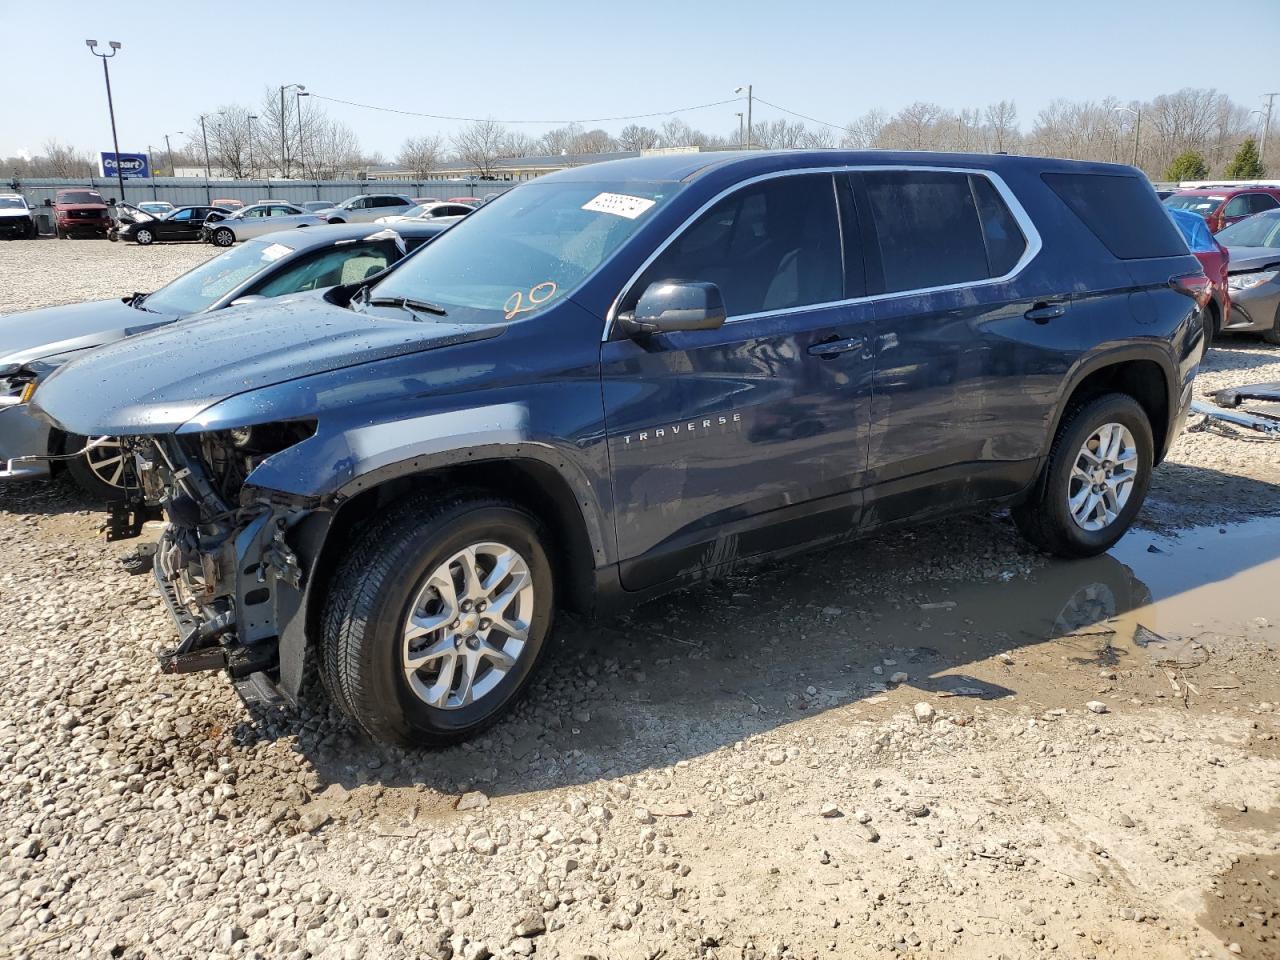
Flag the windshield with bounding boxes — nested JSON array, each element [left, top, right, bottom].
[[0, 197, 26, 210], [1164, 195, 1223, 214], [58, 191, 105, 205], [143, 238, 295, 315], [1216, 211, 1280, 249], [368, 180, 681, 323], [401, 204, 428, 218]]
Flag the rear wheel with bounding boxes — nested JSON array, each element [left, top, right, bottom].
[[64, 434, 132, 502], [212, 227, 235, 247], [1013, 393, 1154, 558], [321, 494, 554, 747]]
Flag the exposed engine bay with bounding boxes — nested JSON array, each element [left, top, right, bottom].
[[114, 422, 319, 703]]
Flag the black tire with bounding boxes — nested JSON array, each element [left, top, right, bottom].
[[63, 434, 132, 502], [327, 217, 344, 225], [1202, 301, 1219, 351], [1264, 304, 1280, 346], [57, 227, 67, 240], [134, 227, 154, 246], [321, 494, 555, 747], [1013, 393, 1154, 558], [27, 222, 38, 239], [212, 227, 235, 247]]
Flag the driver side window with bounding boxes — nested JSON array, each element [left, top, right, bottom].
[[623, 174, 844, 320]]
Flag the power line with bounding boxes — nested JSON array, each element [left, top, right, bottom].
[[751, 96, 846, 131], [306, 93, 746, 126]]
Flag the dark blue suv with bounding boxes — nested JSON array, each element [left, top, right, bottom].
[[32, 150, 1207, 747]]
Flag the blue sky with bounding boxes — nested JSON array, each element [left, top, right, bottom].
[[2, 0, 1277, 160]]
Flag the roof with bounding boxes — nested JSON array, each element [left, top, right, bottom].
[[253, 220, 453, 251], [538, 149, 1148, 185]]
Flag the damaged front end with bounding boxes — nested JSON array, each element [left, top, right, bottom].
[[122, 421, 322, 705]]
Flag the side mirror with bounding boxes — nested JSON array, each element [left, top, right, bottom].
[[229, 295, 267, 308], [618, 281, 726, 336]]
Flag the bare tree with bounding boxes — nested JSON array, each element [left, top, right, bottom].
[[398, 134, 445, 177], [452, 119, 512, 177], [40, 139, 95, 177], [983, 100, 1018, 152], [801, 126, 836, 149], [617, 124, 661, 151], [841, 110, 886, 149]]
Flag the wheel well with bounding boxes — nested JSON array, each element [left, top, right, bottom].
[[307, 459, 598, 641], [1062, 359, 1170, 459]]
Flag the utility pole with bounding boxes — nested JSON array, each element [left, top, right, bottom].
[[1262, 93, 1278, 172], [164, 133, 175, 177], [279, 83, 305, 177], [1132, 106, 1141, 167], [737, 85, 752, 150], [736, 112, 744, 150], [296, 90, 309, 178], [248, 116, 258, 179], [86, 40, 126, 203], [199, 114, 211, 178]]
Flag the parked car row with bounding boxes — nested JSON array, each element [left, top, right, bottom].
[[4, 150, 1209, 748], [0, 219, 458, 497], [1163, 184, 1280, 344]]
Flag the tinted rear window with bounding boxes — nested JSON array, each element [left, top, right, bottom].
[[1043, 173, 1186, 260], [863, 171, 1026, 293]]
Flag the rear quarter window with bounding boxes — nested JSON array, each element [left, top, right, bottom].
[[1042, 172, 1186, 260]]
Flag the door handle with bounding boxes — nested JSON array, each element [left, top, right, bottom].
[[807, 336, 865, 358], [1025, 302, 1067, 323]]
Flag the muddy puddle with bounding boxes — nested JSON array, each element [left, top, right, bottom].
[[817, 516, 1280, 684], [1199, 850, 1280, 957]]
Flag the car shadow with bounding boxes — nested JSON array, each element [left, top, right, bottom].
[[0, 474, 104, 519], [225, 460, 1280, 809]]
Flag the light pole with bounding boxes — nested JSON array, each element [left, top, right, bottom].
[[85, 40, 126, 203], [1261, 93, 1278, 172], [279, 83, 305, 177], [248, 115, 258, 179], [1114, 106, 1141, 168], [735, 85, 753, 149], [198, 114, 212, 178], [735, 112, 744, 150], [296, 90, 310, 178]]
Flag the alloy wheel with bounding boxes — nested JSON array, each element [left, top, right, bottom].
[[82, 437, 129, 489], [402, 541, 534, 710], [1067, 422, 1139, 531]]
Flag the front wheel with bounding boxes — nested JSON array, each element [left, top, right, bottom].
[[321, 494, 554, 747], [1264, 304, 1280, 346], [64, 434, 132, 502], [134, 227, 154, 245], [212, 227, 235, 247], [327, 217, 344, 225], [1013, 393, 1154, 558]]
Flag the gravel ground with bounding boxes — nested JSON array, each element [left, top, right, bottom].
[[1, 242, 1279, 960]]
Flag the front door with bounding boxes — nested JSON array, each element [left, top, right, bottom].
[[601, 173, 875, 591]]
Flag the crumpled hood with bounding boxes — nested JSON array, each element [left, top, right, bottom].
[[1225, 246, 1280, 272], [32, 297, 504, 436], [0, 298, 177, 369]]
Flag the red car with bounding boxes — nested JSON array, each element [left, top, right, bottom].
[[1164, 186, 1280, 233], [52, 188, 112, 239], [1166, 206, 1230, 347]]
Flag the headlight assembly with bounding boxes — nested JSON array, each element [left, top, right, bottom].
[[1228, 270, 1278, 292]]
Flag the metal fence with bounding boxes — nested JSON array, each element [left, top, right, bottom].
[[11, 177, 516, 233]]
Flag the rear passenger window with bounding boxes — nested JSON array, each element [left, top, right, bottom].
[[971, 176, 1027, 276], [629, 174, 843, 318], [1248, 194, 1279, 214], [1042, 172, 1187, 259], [863, 171, 990, 292]]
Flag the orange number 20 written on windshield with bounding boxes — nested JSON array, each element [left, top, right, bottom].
[[504, 281, 557, 320]]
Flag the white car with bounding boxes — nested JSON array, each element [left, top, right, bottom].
[[0, 194, 37, 239], [373, 201, 475, 225], [318, 194, 415, 224], [202, 203, 327, 246]]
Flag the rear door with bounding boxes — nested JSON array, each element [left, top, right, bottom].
[[601, 172, 876, 590], [165, 208, 197, 239], [853, 168, 1067, 523]]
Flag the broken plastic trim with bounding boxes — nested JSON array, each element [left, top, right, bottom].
[[1190, 399, 1280, 436]]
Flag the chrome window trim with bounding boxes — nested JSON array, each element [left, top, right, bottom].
[[603, 164, 1043, 340]]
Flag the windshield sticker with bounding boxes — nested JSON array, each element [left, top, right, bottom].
[[258, 242, 292, 262], [504, 281, 558, 320], [581, 192, 656, 220]]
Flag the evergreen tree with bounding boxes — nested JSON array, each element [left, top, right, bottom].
[[1164, 150, 1208, 182], [1225, 138, 1264, 180]]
